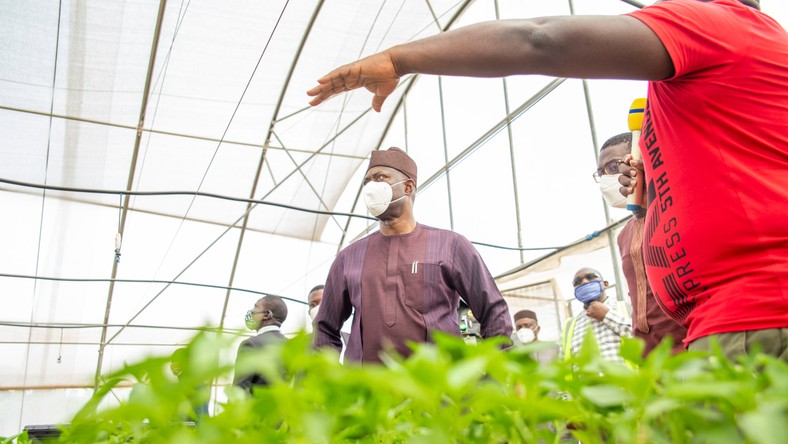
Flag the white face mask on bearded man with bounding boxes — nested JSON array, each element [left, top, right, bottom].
[[362, 179, 408, 217]]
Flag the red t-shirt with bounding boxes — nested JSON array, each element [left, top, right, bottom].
[[627, 0, 788, 344]]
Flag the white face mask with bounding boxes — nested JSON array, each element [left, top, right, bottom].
[[308, 305, 319, 321], [516, 328, 536, 344], [362, 179, 408, 217], [599, 174, 627, 209]]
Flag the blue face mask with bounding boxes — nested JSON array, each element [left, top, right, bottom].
[[574, 280, 604, 304]]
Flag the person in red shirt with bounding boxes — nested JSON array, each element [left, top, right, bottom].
[[308, 0, 788, 361], [595, 132, 687, 356]]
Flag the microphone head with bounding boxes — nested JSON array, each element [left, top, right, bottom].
[[628, 98, 647, 131]]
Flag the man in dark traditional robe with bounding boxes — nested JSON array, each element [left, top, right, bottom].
[[314, 147, 513, 363]]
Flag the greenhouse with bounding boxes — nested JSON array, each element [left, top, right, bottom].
[[1, 0, 786, 441]]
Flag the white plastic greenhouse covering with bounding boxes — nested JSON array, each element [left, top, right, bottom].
[[1, 0, 785, 435]]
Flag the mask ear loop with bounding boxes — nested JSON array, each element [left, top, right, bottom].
[[388, 179, 412, 204]]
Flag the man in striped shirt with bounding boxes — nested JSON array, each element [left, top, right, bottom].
[[313, 147, 513, 364], [560, 268, 632, 364]]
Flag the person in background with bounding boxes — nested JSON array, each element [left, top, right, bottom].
[[307, 0, 788, 362], [308, 283, 350, 351], [170, 347, 210, 422], [307, 284, 324, 322], [595, 132, 687, 356], [560, 268, 632, 364], [511, 309, 558, 364], [314, 147, 513, 363], [233, 295, 288, 394]]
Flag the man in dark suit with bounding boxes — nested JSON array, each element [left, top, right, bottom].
[[233, 295, 288, 394]]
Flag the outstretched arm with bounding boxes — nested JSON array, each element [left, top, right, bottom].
[[307, 15, 672, 111]]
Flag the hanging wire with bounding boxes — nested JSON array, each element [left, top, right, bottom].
[[0, 176, 376, 220], [1, 176, 569, 251], [57, 328, 64, 364], [115, 193, 123, 263], [19, 0, 64, 432], [0, 272, 307, 305]]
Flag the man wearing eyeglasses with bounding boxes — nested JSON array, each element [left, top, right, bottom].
[[560, 268, 631, 364], [595, 133, 687, 357]]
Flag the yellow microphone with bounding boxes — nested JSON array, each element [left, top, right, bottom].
[[627, 98, 647, 211]]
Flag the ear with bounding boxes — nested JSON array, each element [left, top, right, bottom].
[[405, 179, 415, 195], [603, 280, 609, 288]]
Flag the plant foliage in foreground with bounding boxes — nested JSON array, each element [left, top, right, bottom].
[[3, 331, 787, 444]]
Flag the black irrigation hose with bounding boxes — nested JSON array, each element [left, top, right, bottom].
[[0, 177, 566, 251], [0, 272, 307, 306]]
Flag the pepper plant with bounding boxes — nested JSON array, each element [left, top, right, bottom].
[[3, 330, 786, 444]]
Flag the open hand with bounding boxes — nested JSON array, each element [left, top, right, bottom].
[[307, 51, 401, 112]]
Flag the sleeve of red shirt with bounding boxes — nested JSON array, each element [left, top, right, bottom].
[[627, 0, 748, 79]]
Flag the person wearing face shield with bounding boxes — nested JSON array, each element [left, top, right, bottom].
[[313, 147, 513, 364], [233, 295, 288, 394], [559, 268, 632, 364], [596, 133, 687, 356], [511, 309, 558, 364]]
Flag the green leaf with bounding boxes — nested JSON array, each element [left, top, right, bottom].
[[618, 336, 646, 366], [580, 384, 633, 408], [446, 357, 487, 391], [665, 381, 741, 401], [740, 402, 788, 444], [642, 398, 681, 420]]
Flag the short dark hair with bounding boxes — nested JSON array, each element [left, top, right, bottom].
[[308, 284, 324, 295], [600, 132, 632, 152], [261, 296, 288, 324], [574, 266, 603, 277]]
